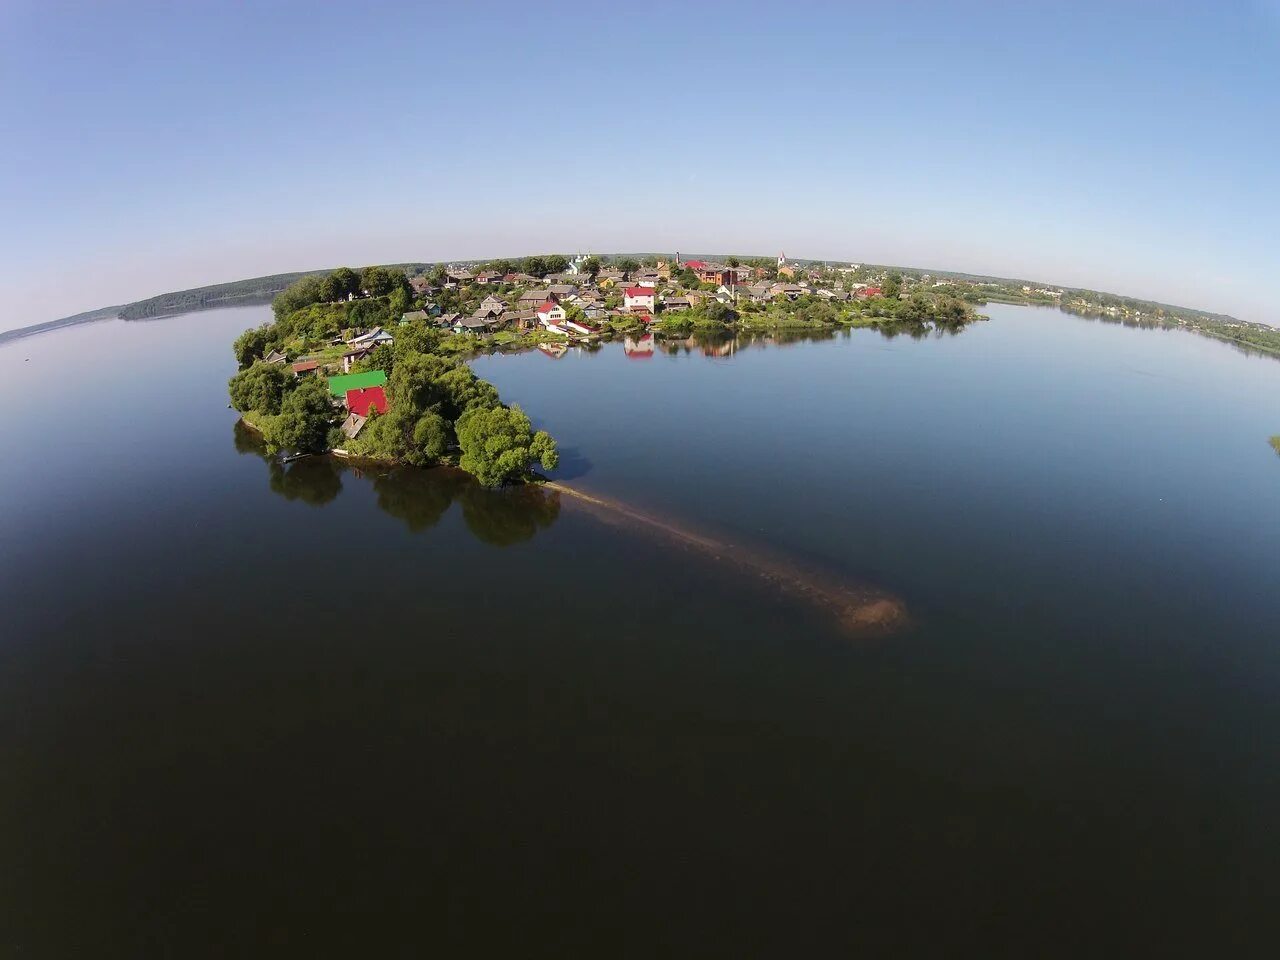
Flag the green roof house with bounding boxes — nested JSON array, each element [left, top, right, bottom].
[[327, 370, 387, 398]]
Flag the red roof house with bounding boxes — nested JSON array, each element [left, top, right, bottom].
[[345, 386, 388, 417], [683, 260, 707, 270]]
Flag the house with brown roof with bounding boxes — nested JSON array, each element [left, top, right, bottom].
[[518, 289, 556, 309], [499, 309, 539, 331]]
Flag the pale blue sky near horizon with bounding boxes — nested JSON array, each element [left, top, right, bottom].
[[1, 0, 1276, 331]]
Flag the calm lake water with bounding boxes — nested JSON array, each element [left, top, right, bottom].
[[3, 303, 1280, 956]]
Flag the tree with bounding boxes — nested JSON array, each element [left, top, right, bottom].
[[726, 256, 740, 267], [521, 255, 548, 278], [348, 298, 390, 330], [228, 361, 289, 413], [233, 326, 271, 367], [330, 267, 360, 300], [882, 272, 903, 300], [272, 274, 326, 322], [455, 404, 558, 487], [543, 254, 569, 274], [581, 256, 601, 277], [616, 257, 639, 273], [702, 300, 738, 326], [261, 376, 336, 453], [388, 285, 410, 317], [360, 265, 408, 297]]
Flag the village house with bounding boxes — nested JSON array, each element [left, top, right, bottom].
[[291, 359, 321, 377], [662, 296, 692, 312], [453, 315, 494, 335], [340, 411, 367, 441], [263, 348, 288, 364], [327, 369, 387, 398], [479, 294, 507, 314], [519, 289, 556, 310], [474, 270, 501, 285], [692, 262, 734, 286], [624, 286, 657, 313], [445, 268, 475, 286], [470, 305, 503, 327], [409, 276, 432, 296], [345, 386, 388, 417], [400, 309, 429, 324], [346, 327, 394, 349], [342, 345, 374, 373], [536, 299, 567, 328], [500, 309, 539, 331]]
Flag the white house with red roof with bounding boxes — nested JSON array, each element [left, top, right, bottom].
[[624, 286, 656, 313], [535, 299, 566, 328]]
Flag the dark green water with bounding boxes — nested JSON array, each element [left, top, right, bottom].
[[3, 304, 1279, 956]]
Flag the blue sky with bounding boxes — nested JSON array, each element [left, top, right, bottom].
[[1, 0, 1277, 330]]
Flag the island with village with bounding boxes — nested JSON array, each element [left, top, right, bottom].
[[227, 252, 989, 485], [228, 249, 1280, 484]]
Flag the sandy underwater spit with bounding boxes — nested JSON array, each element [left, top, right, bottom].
[[544, 480, 909, 637]]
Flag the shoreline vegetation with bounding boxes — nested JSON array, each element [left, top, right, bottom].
[[7, 251, 1274, 354]]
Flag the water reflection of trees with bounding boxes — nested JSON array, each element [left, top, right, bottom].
[[233, 420, 560, 544], [270, 456, 343, 506]]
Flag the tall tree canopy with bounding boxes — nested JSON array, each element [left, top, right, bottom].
[[456, 404, 558, 487]]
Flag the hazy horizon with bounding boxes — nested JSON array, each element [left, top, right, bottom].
[[2, 0, 1277, 332]]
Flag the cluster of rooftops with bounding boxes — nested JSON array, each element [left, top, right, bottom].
[[395, 258, 883, 339]]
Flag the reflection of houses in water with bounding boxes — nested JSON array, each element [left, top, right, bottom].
[[537, 342, 568, 360], [623, 333, 655, 360], [700, 337, 737, 358], [665, 336, 738, 358]]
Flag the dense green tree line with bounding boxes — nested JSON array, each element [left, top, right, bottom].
[[228, 297, 558, 485]]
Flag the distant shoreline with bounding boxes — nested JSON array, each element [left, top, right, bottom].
[[1, 254, 1263, 347]]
